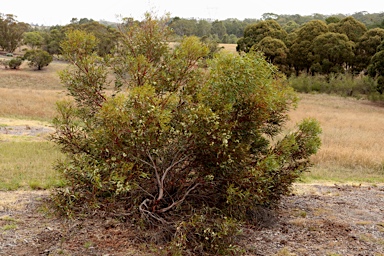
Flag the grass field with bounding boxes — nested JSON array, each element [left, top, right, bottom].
[[0, 56, 383, 190], [288, 94, 384, 183]]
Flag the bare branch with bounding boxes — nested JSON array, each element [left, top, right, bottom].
[[157, 183, 200, 213]]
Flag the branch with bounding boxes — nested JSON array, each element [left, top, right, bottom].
[[157, 183, 200, 213]]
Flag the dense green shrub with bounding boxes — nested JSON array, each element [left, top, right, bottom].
[[289, 73, 376, 98], [52, 13, 321, 254]]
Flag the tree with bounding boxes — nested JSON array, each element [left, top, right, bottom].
[[288, 20, 328, 74], [253, 36, 288, 68], [354, 28, 384, 72], [23, 31, 45, 49], [43, 26, 66, 55], [283, 20, 300, 33], [329, 16, 367, 43], [169, 17, 197, 37], [23, 49, 53, 70], [237, 20, 287, 52], [325, 16, 341, 24], [312, 32, 355, 74], [0, 14, 30, 52], [368, 41, 384, 93], [211, 20, 227, 41], [196, 19, 211, 37], [52, 13, 321, 254]]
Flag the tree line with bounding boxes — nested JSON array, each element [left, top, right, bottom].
[[2, 11, 384, 89], [237, 16, 384, 96]]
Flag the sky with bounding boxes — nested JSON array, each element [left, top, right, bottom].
[[1, 0, 383, 26]]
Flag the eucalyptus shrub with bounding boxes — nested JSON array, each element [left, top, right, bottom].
[[52, 13, 321, 255]]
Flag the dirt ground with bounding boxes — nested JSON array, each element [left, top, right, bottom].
[[1, 184, 383, 256]]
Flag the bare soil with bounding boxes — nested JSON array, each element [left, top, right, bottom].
[[1, 184, 383, 256]]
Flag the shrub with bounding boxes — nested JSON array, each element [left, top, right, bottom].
[[1, 57, 23, 69], [23, 49, 53, 70], [52, 13, 321, 254], [289, 73, 377, 98]]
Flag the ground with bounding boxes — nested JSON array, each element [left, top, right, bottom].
[[1, 184, 383, 256]]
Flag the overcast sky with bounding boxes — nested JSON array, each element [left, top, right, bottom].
[[2, 0, 383, 26]]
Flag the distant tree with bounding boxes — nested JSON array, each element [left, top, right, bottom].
[[43, 26, 65, 55], [253, 36, 288, 67], [312, 32, 355, 74], [262, 13, 279, 20], [228, 34, 238, 44], [0, 14, 30, 52], [23, 31, 45, 49], [329, 16, 367, 43], [196, 19, 211, 37], [288, 20, 328, 75], [23, 49, 53, 70], [237, 20, 287, 52], [283, 20, 300, 33], [368, 41, 384, 93], [211, 20, 227, 41], [354, 28, 384, 72], [169, 17, 197, 36], [222, 18, 245, 37], [325, 16, 341, 24]]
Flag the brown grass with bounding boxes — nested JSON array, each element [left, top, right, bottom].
[[0, 59, 66, 90], [0, 88, 67, 121], [287, 94, 384, 183], [0, 60, 69, 120], [219, 43, 237, 54]]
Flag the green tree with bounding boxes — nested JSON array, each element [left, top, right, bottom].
[[211, 20, 227, 41], [288, 20, 328, 74], [354, 28, 384, 72], [169, 17, 197, 37], [253, 36, 288, 68], [196, 19, 211, 37], [223, 18, 245, 37], [44, 26, 66, 55], [23, 31, 45, 49], [23, 49, 53, 70], [312, 32, 355, 74], [53, 13, 321, 254], [329, 16, 367, 43], [237, 20, 287, 52], [368, 41, 384, 93], [325, 16, 341, 24], [283, 20, 300, 33], [0, 14, 30, 52]]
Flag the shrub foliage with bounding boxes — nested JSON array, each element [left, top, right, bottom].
[[52, 13, 321, 254]]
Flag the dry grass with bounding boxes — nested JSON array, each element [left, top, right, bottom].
[[0, 59, 68, 121], [0, 88, 67, 121], [287, 94, 384, 183], [0, 59, 66, 90], [219, 43, 237, 54]]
